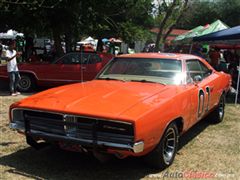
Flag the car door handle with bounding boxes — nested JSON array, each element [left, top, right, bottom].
[[81, 67, 86, 70]]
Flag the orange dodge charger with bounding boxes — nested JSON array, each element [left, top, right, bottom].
[[9, 53, 231, 170]]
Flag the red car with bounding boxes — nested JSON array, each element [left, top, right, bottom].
[[0, 52, 114, 91]]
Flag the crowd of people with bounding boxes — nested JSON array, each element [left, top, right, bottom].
[[1, 38, 239, 100], [142, 43, 239, 97]]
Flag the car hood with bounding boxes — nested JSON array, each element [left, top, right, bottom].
[[15, 80, 175, 121]]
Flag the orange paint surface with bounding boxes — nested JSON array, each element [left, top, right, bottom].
[[9, 53, 231, 156]]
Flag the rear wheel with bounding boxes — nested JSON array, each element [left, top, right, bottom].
[[18, 74, 36, 92], [144, 122, 179, 170], [208, 94, 225, 123]]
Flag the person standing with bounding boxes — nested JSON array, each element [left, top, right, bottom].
[[0, 42, 3, 62], [209, 48, 220, 70], [6, 41, 21, 96]]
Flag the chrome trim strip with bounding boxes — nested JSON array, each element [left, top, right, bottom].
[[19, 70, 82, 82], [38, 79, 82, 82], [11, 108, 64, 123], [19, 70, 39, 80], [133, 141, 144, 153], [9, 122, 25, 131], [0, 75, 8, 78], [97, 140, 133, 150], [31, 129, 94, 143], [28, 129, 134, 151], [11, 108, 133, 125]]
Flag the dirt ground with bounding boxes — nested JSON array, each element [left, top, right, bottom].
[[0, 87, 239, 180]]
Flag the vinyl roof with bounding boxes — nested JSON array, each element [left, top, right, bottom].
[[117, 53, 199, 60]]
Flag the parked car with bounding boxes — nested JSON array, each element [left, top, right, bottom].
[[0, 51, 114, 91], [9, 53, 231, 169]]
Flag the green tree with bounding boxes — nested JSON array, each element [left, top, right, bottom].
[[217, 0, 240, 27], [177, 0, 240, 29], [0, 0, 154, 55], [83, 0, 154, 43]]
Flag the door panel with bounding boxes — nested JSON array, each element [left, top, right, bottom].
[[38, 53, 82, 85], [32, 52, 111, 86], [186, 59, 219, 125]]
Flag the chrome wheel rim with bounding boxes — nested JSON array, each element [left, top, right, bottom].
[[163, 127, 176, 164], [19, 77, 31, 90], [219, 97, 224, 119]]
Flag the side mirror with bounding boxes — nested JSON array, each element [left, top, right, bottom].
[[208, 69, 213, 74], [193, 75, 202, 82]]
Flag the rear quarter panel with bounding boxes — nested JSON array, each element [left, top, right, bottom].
[[214, 71, 231, 98]]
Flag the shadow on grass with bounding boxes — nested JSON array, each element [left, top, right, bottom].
[[0, 79, 43, 96], [226, 92, 239, 104], [0, 119, 215, 180], [178, 118, 210, 151], [177, 92, 239, 151], [0, 145, 158, 180], [0, 91, 35, 97]]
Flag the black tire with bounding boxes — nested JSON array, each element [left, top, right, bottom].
[[18, 74, 36, 92], [144, 122, 179, 170], [208, 94, 225, 123]]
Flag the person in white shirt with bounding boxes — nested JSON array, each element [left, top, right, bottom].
[[6, 41, 21, 96]]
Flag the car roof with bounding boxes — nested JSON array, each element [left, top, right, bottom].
[[117, 53, 200, 61]]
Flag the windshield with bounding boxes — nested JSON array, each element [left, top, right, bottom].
[[97, 58, 183, 85]]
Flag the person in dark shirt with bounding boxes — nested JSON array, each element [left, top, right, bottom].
[[209, 48, 220, 70]]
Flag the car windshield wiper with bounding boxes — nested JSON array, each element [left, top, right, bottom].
[[129, 79, 166, 85], [97, 77, 125, 82]]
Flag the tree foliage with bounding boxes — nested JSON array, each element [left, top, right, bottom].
[[0, 0, 154, 55], [178, 0, 240, 29], [1, 0, 238, 55], [217, 0, 240, 27]]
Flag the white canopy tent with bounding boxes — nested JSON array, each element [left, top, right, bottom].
[[77, 36, 97, 45], [0, 29, 24, 39], [76, 36, 98, 50]]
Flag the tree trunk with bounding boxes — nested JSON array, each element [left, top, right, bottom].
[[96, 38, 103, 52], [163, 0, 189, 42], [52, 28, 64, 58], [155, 0, 178, 52], [65, 29, 73, 53]]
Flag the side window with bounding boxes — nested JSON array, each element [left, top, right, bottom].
[[81, 53, 89, 64], [53, 53, 103, 65], [186, 59, 202, 82], [87, 54, 102, 64], [80, 53, 102, 64], [199, 61, 212, 78], [57, 53, 80, 64]]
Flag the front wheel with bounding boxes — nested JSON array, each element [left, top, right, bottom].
[[18, 74, 36, 92], [144, 122, 179, 170]]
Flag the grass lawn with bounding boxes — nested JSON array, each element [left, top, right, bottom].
[[0, 94, 239, 180]]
